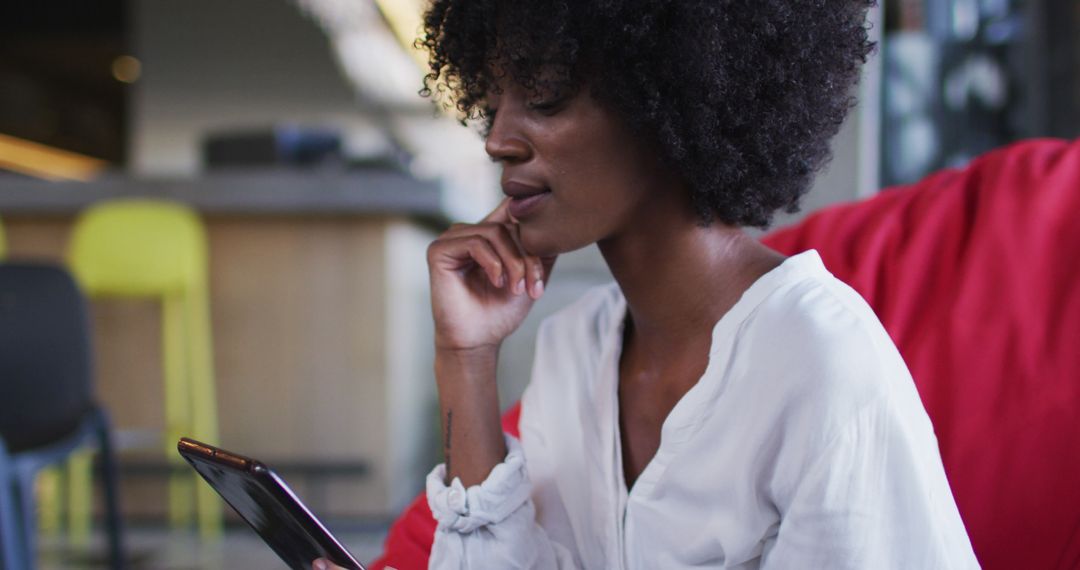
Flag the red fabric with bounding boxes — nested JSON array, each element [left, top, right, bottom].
[[761, 138, 1080, 570], [370, 138, 1080, 570]]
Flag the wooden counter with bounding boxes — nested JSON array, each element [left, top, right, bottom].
[[0, 171, 444, 520]]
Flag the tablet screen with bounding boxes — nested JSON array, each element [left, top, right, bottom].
[[180, 439, 364, 570]]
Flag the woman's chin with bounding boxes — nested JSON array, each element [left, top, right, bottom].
[[519, 227, 592, 259], [523, 242, 561, 259], [518, 227, 561, 258]]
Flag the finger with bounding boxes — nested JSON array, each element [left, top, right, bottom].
[[440, 224, 529, 295], [481, 197, 513, 224], [529, 254, 558, 298], [525, 253, 546, 299], [499, 222, 549, 300], [429, 235, 504, 287], [436, 236, 508, 288], [312, 559, 346, 570]]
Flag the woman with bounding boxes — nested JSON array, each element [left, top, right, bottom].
[[322, 0, 978, 568]]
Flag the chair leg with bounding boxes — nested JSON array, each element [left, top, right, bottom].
[[0, 447, 28, 570], [13, 464, 39, 570], [163, 295, 194, 530], [93, 410, 127, 570], [35, 467, 62, 536], [188, 290, 222, 540], [66, 452, 93, 545]]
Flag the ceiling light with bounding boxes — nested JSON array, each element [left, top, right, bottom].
[[112, 55, 142, 84]]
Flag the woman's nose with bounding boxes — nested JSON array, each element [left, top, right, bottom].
[[484, 110, 531, 164]]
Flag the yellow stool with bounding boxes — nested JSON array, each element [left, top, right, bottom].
[[65, 199, 222, 539]]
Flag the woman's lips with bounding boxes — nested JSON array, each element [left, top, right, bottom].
[[508, 190, 550, 219]]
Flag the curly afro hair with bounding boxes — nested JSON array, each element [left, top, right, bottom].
[[418, 0, 876, 228]]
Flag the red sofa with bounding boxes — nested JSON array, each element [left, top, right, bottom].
[[371, 138, 1080, 570]]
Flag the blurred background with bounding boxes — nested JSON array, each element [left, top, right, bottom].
[[0, 0, 1076, 568]]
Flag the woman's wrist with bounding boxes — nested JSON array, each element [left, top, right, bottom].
[[435, 345, 500, 387], [433, 344, 506, 485]]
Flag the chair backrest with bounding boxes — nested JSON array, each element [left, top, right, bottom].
[[0, 263, 96, 453], [67, 199, 208, 298], [762, 138, 1080, 570]]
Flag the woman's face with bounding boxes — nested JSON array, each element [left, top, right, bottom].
[[484, 80, 681, 257]]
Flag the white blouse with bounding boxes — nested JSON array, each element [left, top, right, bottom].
[[426, 250, 980, 569]]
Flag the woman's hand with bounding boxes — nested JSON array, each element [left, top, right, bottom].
[[427, 198, 557, 352]]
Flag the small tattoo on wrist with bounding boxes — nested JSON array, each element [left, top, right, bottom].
[[444, 410, 453, 475]]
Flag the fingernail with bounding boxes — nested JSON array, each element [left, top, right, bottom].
[[314, 560, 328, 570], [532, 279, 544, 298], [497, 273, 506, 287], [515, 278, 526, 295]]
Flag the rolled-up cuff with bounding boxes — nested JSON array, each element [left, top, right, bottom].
[[426, 434, 531, 534]]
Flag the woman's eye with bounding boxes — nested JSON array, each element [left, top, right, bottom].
[[528, 99, 564, 113]]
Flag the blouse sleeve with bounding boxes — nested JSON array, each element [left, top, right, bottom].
[[761, 397, 980, 569], [426, 434, 581, 569]]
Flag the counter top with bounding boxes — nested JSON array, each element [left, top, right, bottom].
[[0, 168, 446, 220]]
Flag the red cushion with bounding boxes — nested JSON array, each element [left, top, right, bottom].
[[762, 138, 1080, 570], [371, 139, 1080, 570]]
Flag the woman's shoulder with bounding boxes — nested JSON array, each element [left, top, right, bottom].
[[750, 268, 891, 351], [746, 266, 902, 371], [733, 263, 923, 437]]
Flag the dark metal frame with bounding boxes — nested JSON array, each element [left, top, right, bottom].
[[0, 407, 125, 570]]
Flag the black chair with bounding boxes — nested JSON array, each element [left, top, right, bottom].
[[0, 263, 125, 570]]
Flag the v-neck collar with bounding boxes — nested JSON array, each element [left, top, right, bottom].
[[600, 249, 826, 501]]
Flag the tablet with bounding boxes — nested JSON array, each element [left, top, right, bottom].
[[177, 437, 365, 570]]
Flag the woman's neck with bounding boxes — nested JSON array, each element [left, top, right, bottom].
[[597, 205, 784, 361]]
